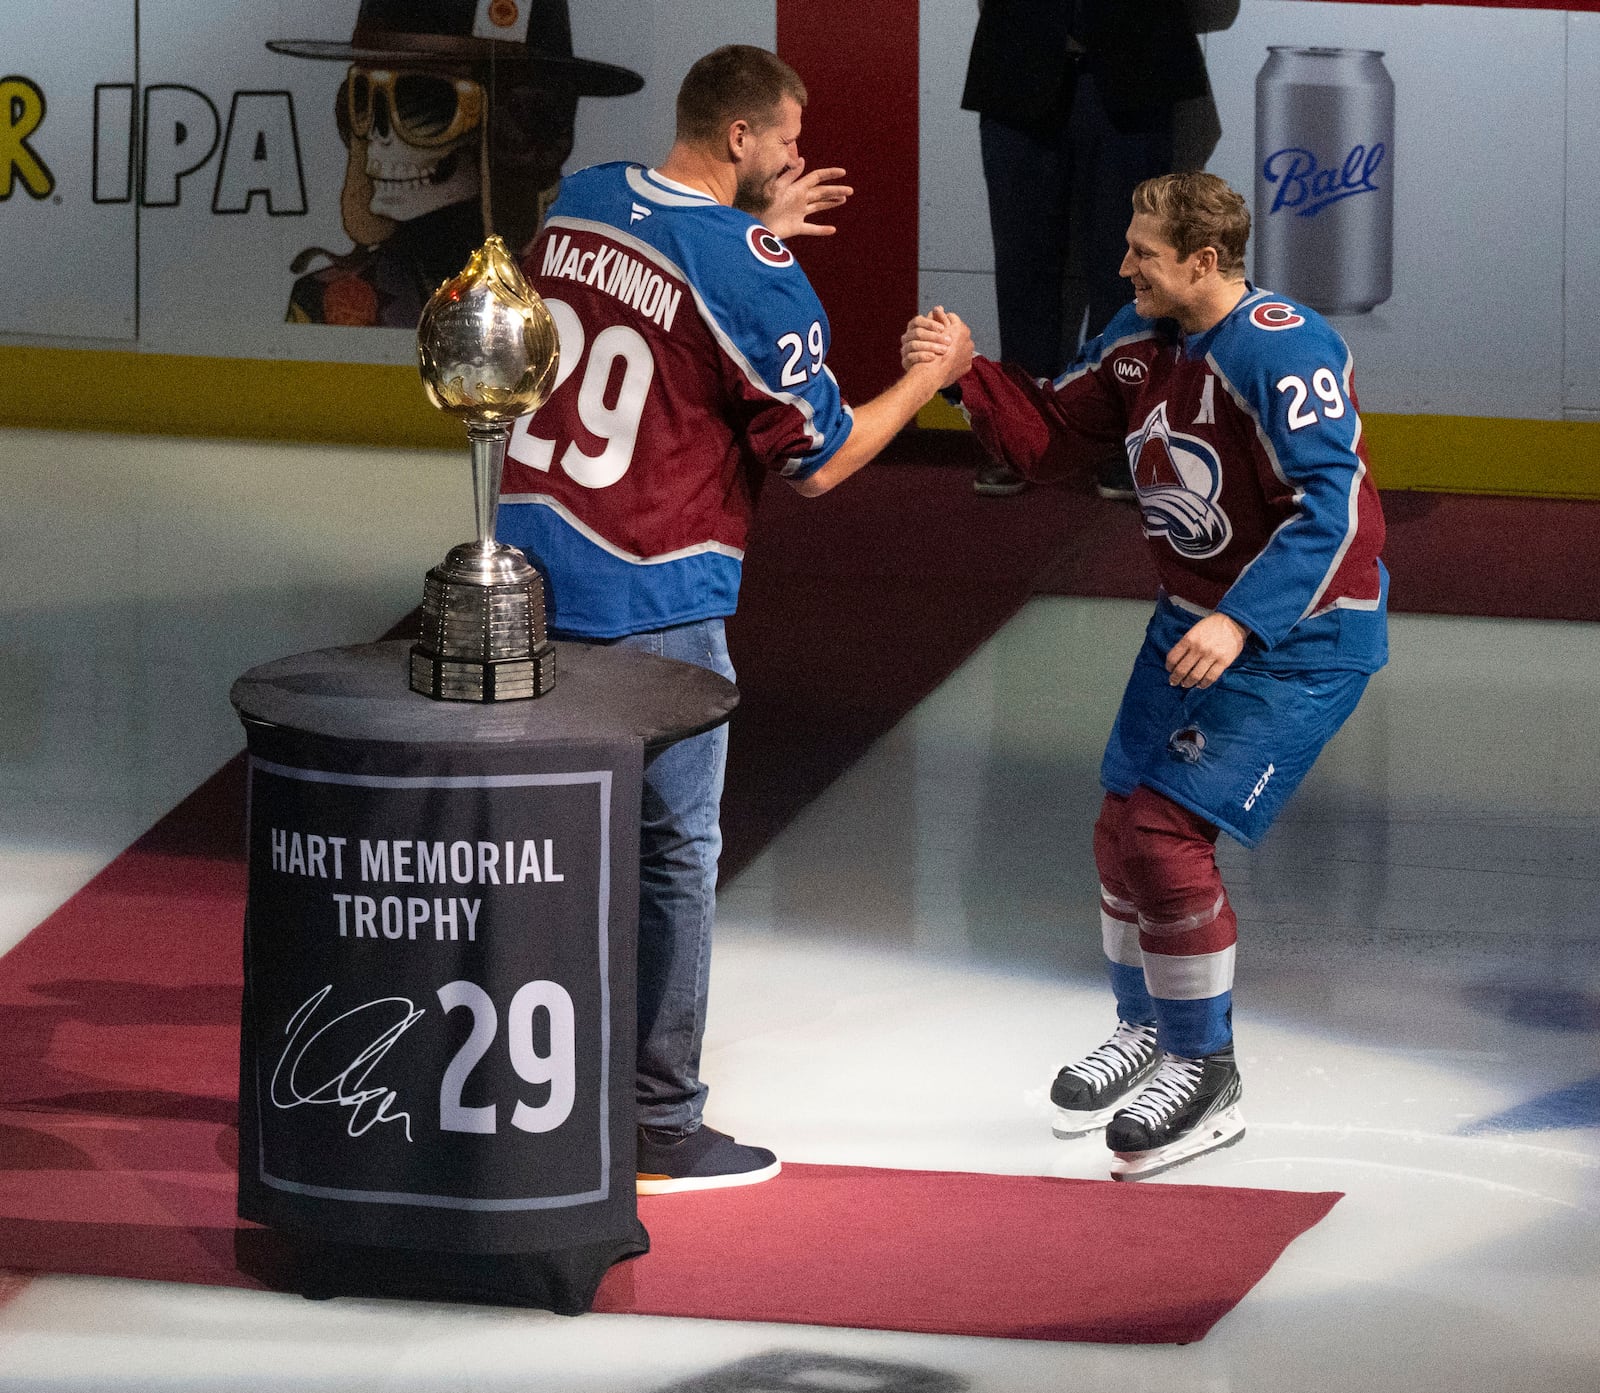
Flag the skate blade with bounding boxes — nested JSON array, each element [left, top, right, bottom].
[[1051, 1101, 1122, 1138], [1109, 1105, 1246, 1182]]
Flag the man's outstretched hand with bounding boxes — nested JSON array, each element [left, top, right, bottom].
[[901, 306, 974, 389], [902, 307, 972, 390], [761, 160, 853, 240]]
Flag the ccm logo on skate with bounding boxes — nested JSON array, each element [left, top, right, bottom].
[[1112, 356, 1148, 385], [1243, 763, 1276, 810]]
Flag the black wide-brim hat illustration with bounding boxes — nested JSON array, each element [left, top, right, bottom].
[[269, 0, 643, 97]]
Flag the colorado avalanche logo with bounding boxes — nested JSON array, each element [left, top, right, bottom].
[[745, 224, 794, 267], [1168, 725, 1207, 764], [1249, 301, 1305, 332], [1126, 401, 1233, 560]]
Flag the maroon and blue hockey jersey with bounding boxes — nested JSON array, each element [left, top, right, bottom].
[[957, 287, 1388, 671], [497, 162, 854, 638]]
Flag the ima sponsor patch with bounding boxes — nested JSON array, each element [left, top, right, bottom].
[[1112, 355, 1149, 385], [1249, 301, 1306, 332], [745, 225, 794, 267]]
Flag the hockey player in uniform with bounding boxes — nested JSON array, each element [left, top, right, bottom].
[[497, 46, 971, 1193], [902, 171, 1388, 1179]]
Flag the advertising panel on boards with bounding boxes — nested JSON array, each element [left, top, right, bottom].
[[4, 0, 1598, 425], [917, 0, 1595, 422], [0, 0, 773, 362]]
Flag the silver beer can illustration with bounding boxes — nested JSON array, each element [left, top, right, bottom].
[[1254, 46, 1394, 314]]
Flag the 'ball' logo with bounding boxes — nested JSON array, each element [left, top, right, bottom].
[[1250, 301, 1306, 332], [746, 225, 793, 267], [1112, 356, 1148, 385]]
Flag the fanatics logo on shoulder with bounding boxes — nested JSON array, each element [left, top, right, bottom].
[[745, 224, 794, 267], [1249, 301, 1306, 332], [1112, 356, 1148, 385]]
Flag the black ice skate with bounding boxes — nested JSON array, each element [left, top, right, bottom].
[[1105, 1045, 1245, 1180], [1049, 1020, 1160, 1137]]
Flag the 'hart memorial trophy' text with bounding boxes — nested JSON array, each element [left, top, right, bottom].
[[411, 236, 560, 701]]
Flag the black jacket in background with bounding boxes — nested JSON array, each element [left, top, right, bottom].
[[960, 0, 1208, 138]]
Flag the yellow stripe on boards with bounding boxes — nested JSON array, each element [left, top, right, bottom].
[[916, 396, 1600, 500], [3, 345, 1596, 497], [1358, 414, 1600, 500], [0, 347, 460, 450]]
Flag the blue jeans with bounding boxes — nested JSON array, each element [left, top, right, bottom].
[[609, 618, 733, 1134]]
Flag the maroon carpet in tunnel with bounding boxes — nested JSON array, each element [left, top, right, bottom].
[[719, 431, 1080, 876]]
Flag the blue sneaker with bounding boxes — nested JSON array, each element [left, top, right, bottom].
[[636, 1124, 781, 1195]]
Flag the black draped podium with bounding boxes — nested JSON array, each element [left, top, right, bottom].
[[228, 640, 736, 1312]]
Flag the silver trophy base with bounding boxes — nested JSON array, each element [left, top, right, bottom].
[[409, 541, 556, 703], [409, 644, 556, 702]]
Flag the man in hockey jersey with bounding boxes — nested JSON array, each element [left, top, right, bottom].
[[498, 46, 971, 1192], [902, 171, 1387, 1179]]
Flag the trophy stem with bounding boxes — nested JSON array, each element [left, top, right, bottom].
[[468, 423, 512, 550]]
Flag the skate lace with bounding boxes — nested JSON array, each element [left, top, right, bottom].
[[1065, 1021, 1156, 1089], [1118, 1055, 1204, 1126]]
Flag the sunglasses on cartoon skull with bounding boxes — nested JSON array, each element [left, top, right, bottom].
[[343, 67, 485, 147]]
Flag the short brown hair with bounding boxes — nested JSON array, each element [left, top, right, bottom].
[[675, 45, 807, 146], [1132, 172, 1250, 277]]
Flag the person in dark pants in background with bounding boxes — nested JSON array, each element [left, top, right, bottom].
[[962, 0, 1208, 497]]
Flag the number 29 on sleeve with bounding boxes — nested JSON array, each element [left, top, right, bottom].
[[776, 320, 824, 388], [1276, 368, 1347, 431]]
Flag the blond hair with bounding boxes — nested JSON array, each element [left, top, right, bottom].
[[1132, 172, 1250, 277]]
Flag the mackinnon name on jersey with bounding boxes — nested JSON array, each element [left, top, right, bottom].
[[541, 233, 683, 332]]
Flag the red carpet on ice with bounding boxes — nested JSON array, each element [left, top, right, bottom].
[[0, 813, 1336, 1343]]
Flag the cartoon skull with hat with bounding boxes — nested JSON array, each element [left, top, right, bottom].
[[272, 0, 641, 327]]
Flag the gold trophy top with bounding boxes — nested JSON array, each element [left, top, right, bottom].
[[416, 235, 560, 427]]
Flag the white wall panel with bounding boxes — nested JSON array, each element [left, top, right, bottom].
[[0, 0, 137, 341], [132, 0, 384, 362], [918, 0, 991, 276], [1565, 13, 1600, 415]]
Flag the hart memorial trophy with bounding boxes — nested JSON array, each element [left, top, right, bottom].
[[411, 236, 560, 702]]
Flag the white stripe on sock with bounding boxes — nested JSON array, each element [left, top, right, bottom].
[[1100, 908, 1143, 967], [1142, 943, 1236, 1001]]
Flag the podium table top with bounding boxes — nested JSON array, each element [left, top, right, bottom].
[[231, 640, 737, 753]]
